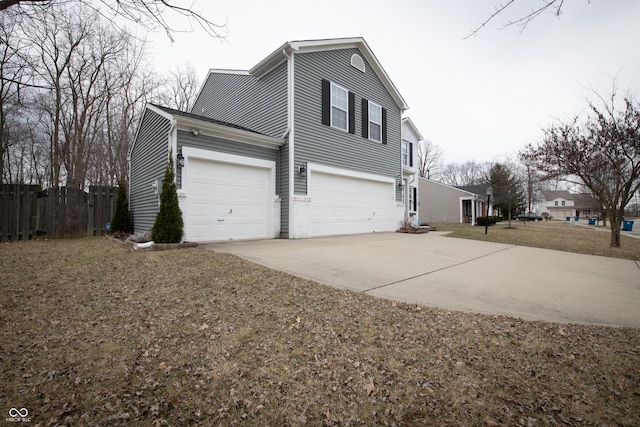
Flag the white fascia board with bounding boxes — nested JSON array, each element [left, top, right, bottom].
[[129, 103, 174, 158], [249, 42, 294, 79], [207, 69, 251, 75], [175, 116, 284, 150], [147, 103, 175, 121], [402, 117, 424, 141]]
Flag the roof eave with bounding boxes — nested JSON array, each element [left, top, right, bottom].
[[402, 117, 424, 141], [175, 115, 284, 150]]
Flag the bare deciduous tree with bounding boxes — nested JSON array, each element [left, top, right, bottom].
[[439, 160, 489, 187], [416, 139, 443, 180], [0, 0, 227, 42], [521, 90, 640, 248], [156, 64, 200, 112], [465, 0, 571, 39], [0, 9, 32, 182], [2, 3, 160, 188]]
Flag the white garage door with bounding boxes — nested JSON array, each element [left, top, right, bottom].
[[309, 171, 395, 237], [186, 158, 270, 242]]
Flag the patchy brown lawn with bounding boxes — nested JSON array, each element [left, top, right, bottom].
[[1, 238, 639, 426], [433, 220, 640, 261]]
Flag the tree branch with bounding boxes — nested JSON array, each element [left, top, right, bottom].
[[465, 0, 567, 39]]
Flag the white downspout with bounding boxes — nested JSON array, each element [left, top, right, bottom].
[[283, 48, 295, 238], [168, 118, 178, 181]]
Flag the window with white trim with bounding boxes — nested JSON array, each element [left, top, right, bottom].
[[409, 186, 416, 212], [331, 83, 348, 131], [368, 101, 382, 142], [402, 141, 408, 166]]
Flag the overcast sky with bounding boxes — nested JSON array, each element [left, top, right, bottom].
[[147, 0, 640, 165]]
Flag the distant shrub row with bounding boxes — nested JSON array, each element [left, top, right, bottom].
[[476, 216, 503, 226]]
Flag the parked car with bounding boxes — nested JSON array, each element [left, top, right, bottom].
[[515, 213, 543, 222]]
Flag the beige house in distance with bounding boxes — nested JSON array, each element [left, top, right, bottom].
[[418, 178, 491, 224], [541, 190, 599, 221]]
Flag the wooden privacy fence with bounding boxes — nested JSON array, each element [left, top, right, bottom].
[[0, 184, 118, 242]]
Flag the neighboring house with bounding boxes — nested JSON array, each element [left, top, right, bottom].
[[418, 179, 490, 224], [401, 118, 420, 223], [540, 190, 600, 220], [130, 37, 411, 242]]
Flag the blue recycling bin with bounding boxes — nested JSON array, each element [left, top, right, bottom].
[[588, 218, 596, 225], [622, 220, 634, 231], [574, 216, 579, 222], [566, 217, 570, 221]]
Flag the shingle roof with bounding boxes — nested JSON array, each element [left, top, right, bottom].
[[542, 191, 599, 209], [457, 184, 491, 197], [150, 104, 266, 136]]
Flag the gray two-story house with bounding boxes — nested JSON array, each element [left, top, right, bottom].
[[129, 37, 410, 242]]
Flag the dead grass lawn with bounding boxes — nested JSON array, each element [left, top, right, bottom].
[[1, 238, 639, 426], [433, 220, 640, 261]]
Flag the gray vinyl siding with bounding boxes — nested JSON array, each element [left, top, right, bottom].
[[130, 108, 171, 233], [293, 48, 402, 199], [176, 130, 280, 193], [192, 64, 288, 139], [418, 178, 470, 223]]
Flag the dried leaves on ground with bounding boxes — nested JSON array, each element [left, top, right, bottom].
[[1, 238, 639, 426]]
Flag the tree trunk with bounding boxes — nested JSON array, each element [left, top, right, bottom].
[[608, 209, 624, 248]]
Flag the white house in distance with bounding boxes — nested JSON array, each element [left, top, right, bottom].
[[400, 118, 420, 223]]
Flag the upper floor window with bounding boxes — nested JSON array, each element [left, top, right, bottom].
[[402, 141, 408, 166], [321, 79, 355, 134], [561, 201, 566, 206], [554, 201, 558, 206], [331, 83, 349, 131], [402, 140, 413, 167], [368, 102, 382, 142], [361, 98, 388, 144]]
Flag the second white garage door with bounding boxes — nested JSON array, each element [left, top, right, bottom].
[[309, 169, 395, 237], [185, 156, 273, 242]]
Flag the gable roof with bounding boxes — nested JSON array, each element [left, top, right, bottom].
[[457, 184, 491, 197], [145, 104, 284, 150], [419, 177, 479, 197], [151, 104, 262, 135], [542, 191, 599, 209], [541, 190, 573, 201], [216, 37, 409, 111], [402, 117, 424, 141]]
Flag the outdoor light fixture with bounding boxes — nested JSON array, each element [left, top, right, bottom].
[[176, 151, 185, 168], [297, 164, 307, 176], [485, 186, 492, 235]]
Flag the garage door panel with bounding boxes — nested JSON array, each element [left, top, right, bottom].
[[309, 171, 394, 237], [186, 158, 270, 242]]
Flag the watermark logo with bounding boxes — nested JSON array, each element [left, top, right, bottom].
[[7, 408, 30, 423]]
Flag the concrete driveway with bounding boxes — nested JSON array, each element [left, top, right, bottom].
[[204, 232, 640, 327]]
